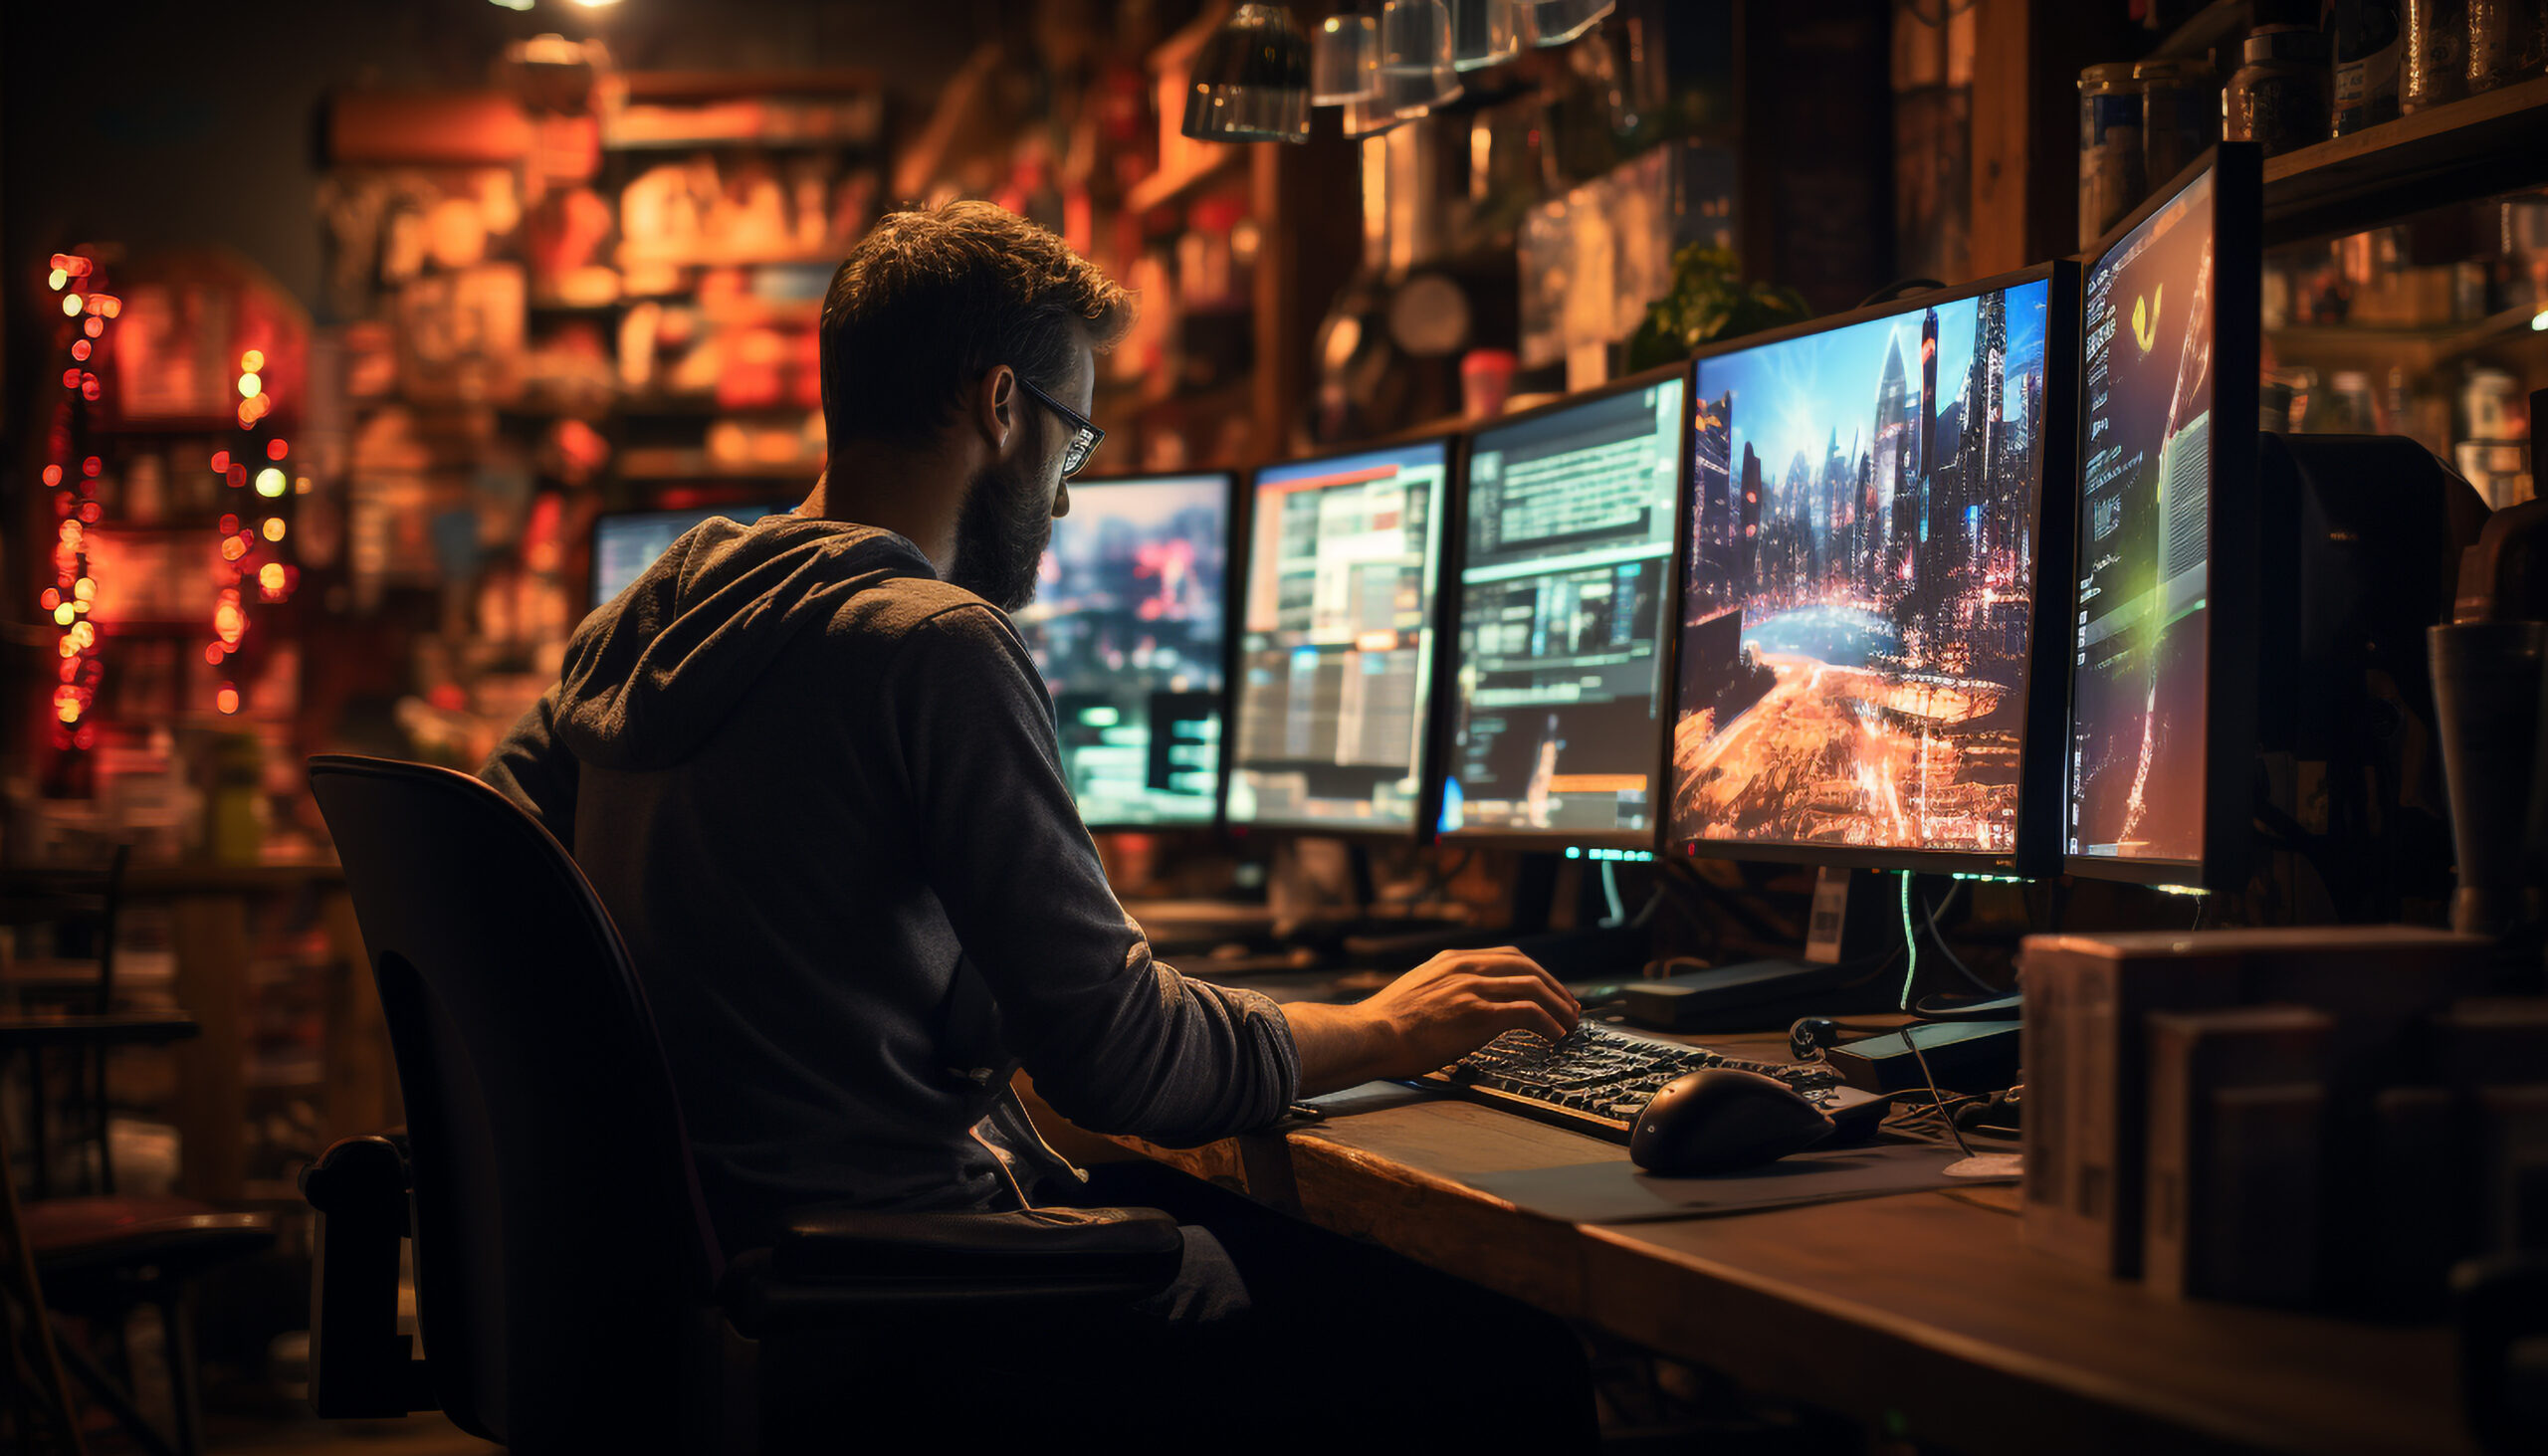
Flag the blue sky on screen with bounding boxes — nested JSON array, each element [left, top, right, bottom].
[[1696, 280, 2049, 487]]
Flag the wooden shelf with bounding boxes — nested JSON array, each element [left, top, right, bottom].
[[2267, 303, 2548, 374], [2264, 76, 2548, 247], [1125, 147, 1244, 217]]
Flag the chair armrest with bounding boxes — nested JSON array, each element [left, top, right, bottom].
[[303, 1135, 435, 1418], [721, 1205, 1184, 1337]]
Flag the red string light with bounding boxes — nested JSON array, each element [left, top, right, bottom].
[[39, 253, 114, 755]]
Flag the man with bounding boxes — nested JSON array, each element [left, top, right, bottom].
[[483, 202, 1593, 1442]]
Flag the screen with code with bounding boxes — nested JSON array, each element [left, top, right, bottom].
[[1446, 379, 1684, 839]]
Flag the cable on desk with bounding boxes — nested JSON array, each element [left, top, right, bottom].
[[1895, 871, 1978, 1159]]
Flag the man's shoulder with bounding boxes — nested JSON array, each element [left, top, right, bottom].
[[816, 576, 1020, 662]]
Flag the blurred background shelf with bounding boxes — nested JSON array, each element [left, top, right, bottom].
[[2265, 76, 2548, 248]]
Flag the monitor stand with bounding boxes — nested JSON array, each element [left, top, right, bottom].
[[1613, 868, 1899, 1032], [1337, 851, 1662, 982], [1254, 841, 1466, 962]]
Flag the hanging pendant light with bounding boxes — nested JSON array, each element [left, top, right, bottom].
[[1181, 4, 1314, 143], [1450, 0, 1525, 71], [1377, 0, 1461, 116], [1526, 0, 1614, 47], [1312, 13, 1380, 105], [1343, 89, 1410, 137]]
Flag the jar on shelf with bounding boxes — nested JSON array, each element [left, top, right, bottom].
[[2229, 26, 2336, 155], [2330, 0, 2406, 134], [2469, 0, 2548, 94], [2134, 58, 2220, 190], [2079, 63, 2145, 249], [2405, 0, 2472, 110]]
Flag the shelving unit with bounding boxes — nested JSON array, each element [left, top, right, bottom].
[[2269, 304, 2548, 376], [2263, 76, 2548, 248]]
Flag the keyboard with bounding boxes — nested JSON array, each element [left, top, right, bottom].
[[1421, 1023, 1887, 1144]]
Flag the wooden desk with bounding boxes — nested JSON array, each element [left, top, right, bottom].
[[1095, 1065, 2461, 1456]]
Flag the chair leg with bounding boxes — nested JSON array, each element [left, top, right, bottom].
[[55, 1332, 181, 1456], [155, 1290, 203, 1456]]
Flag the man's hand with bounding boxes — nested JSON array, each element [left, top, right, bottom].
[[1283, 948, 1580, 1098]]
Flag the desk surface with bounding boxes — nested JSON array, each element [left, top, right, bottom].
[[1096, 1033, 2460, 1456]]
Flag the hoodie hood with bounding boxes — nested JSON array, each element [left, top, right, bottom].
[[556, 515, 941, 771]]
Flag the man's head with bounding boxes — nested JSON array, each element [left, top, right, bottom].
[[819, 201, 1134, 610]]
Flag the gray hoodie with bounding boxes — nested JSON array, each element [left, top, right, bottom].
[[481, 514, 1299, 1252]]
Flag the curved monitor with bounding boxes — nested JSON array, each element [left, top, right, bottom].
[[1441, 368, 1689, 850], [1224, 437, 1455, 838], [1669, 264, 2078, 875], [2064, 145, 2260, 888], [1011, 472, 1233, 830]]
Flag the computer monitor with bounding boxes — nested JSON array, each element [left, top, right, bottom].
[[1440, 367, 1689, 850], [1224, 437, 1456, 838], [1011, 472, 1234, 829], [589, 503, 790, 609], [1668, 263, 2079, 876], [2065, 144, 2260, 888]]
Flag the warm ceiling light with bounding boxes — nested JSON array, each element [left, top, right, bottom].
[[1181, 4, 1313, 144], [1312, 15, 1379, 105], [1451, 0, 1526, 71], [1527, 0, 1614, 47], [1378, 0, 1462, 117]]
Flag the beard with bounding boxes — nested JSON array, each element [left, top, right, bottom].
[[950, 455, 1054, 613]]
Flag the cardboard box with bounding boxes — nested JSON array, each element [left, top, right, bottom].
[[2019, 926, 2485, 1277], [2142, 1006, 2333, 1303]]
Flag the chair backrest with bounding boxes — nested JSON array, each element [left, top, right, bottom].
[[308, 755, 724, 1451]]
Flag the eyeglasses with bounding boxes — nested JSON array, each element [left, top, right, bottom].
[[1014, 374, 1105, 480]]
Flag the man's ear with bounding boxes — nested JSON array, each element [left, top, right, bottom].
[[975, 364, 1021, 457]]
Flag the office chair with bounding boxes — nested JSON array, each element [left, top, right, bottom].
[[303, 755, 1185, 1455]]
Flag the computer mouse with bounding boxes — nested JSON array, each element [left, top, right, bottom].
[[1628, 1068, 1836, 1175]]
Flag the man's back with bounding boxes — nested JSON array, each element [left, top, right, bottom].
[[486, 514, 1299, 1252]]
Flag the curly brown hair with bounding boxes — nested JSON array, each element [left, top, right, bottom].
[[819, 200, 1135, 450]]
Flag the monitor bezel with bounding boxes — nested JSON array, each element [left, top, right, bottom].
[[1666, 260, 2079, 879], [1434, 362, 1694, 855], [1025, 468, 1244, 836], [1219, 431, 1466, 846], [585, 500, 794, 611], [2060, 143, 2261, 891]]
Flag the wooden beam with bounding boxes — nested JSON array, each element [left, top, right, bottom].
[[1969, 0, 2034, 279]]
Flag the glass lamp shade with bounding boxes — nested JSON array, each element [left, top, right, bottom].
[[1312, 14, 1379, 105], [1450, 0, 1524, 71], [1378, 0, 1462, 115], [1181, 3, 1313, 143], [1343, 91, 1411, 137], [1527, 0, 1614, 47]]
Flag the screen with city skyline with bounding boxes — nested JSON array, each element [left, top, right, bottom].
[[1011, 474, 1229, 828], [1671, 277, 2052, 858], [2069, 165, 2217, 866]]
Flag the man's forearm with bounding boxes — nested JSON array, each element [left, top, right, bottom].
[[1282, 1002, 1396, 1098]]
